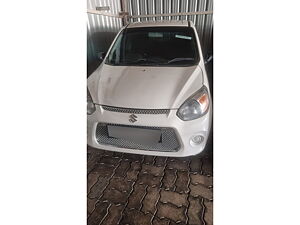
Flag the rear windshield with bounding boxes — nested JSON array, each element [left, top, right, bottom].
[[105, 26, 200, 67]]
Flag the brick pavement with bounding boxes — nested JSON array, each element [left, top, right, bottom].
[[87, 146, 213, 225]]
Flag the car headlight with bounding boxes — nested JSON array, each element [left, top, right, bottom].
[[177, 86, 210, 121], [87, 88, 96, 115]]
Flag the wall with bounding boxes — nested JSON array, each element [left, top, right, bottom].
[[87, 0, 123, 65]]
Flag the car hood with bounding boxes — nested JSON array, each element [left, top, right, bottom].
[[88, 64, 203, 109]]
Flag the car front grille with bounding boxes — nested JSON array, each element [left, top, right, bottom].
[[101, 105, 170, 115], [95, 123, 180, 152]]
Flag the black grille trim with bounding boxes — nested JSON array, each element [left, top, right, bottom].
[[95, 123, 180, 152], [101, 105, 170, 114]]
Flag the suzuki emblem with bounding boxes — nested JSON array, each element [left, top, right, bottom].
[[129, 114, 137, 123]]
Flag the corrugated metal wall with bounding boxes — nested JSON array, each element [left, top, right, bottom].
[[87, 0, 213, 65], [87, 0, 123, 64]]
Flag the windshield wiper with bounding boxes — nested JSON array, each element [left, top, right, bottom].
[[120, 57, 195, 66], [124, 58, 163, 64], [166, 58, 195, 64]]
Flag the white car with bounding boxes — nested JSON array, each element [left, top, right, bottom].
[[87, 20, 212, 157]]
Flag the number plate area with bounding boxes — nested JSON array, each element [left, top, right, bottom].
[[107, 125, 161, 145]]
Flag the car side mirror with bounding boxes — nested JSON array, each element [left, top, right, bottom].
[[97, 52, 106, 61], [204, 54, 213, 65]]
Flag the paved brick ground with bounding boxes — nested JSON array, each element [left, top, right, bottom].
[[87, 146, 213, 225]]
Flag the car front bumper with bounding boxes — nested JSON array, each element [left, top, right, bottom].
[[87, 105, 212, 157]]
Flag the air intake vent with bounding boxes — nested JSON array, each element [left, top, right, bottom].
[[101, 106, 170, 114], [95, 123, 180, 152]]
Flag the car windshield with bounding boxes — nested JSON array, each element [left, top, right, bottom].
[[105, 26, 200, 67]]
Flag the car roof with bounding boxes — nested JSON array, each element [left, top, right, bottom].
[[127, 20, 190, 28]]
